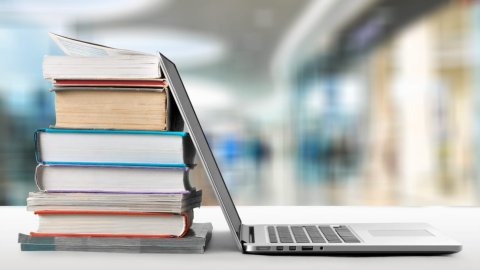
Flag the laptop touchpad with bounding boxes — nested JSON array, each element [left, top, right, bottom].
[[369, 230, 434, 237]]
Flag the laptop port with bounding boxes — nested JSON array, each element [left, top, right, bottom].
[[276, 246, 283, 251], [289, 246, 296, 251], [302, 246, 313, 251], [256, 246, 270, 251]]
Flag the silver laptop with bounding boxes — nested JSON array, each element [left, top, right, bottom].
[[159, 54, 462, 255]]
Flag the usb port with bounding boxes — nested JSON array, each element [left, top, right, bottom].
[[256, 246, 270, 251], [289, 246, 296, 251], [276, 246, 283, 251], [302, 246, 313, 251]]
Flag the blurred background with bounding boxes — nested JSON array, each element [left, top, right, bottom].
[[1, 0, 480, 206]]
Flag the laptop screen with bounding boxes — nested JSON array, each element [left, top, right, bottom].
[[160, 54, 243, 249]]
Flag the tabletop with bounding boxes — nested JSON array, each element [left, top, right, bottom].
[[1, 205, 479, 270]]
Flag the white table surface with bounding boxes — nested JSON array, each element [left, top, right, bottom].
[[1, 205, 479, 270]]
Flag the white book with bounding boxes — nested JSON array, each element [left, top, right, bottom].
[[34, 164, 193, 194], [32, 210, 193, 237], [35, 129, 195, 166], [43, 33, 162, 80], [27, 190, 202, 213]]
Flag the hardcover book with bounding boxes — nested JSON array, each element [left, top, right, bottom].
[[54, 88, 175, 131], [31, 210, 193, 238], [35, 129, 195, 167], [34, 164, 193, 194]]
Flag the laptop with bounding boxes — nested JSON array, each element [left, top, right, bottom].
[[159, 54, 462, 255]]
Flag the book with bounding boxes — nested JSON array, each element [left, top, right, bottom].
[[18, 223, 213, 254], [20, 244, 206, 254], [27, 190, 202, 213], [53, 79, 168, 87], [35, 129, 195, 167], [43, 55, 163, 80], [53, 88, 174, 131], [44, 33, 163, 80], [34, 164, 192, 194], [31, 210, 193, 238]]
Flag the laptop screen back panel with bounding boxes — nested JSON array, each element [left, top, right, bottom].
[[159, 54, 244, 250]]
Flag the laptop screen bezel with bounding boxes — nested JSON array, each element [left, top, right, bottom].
[[159, 54, 244, 250]]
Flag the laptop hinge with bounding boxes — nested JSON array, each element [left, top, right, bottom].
[[240, 224, 254, 244]]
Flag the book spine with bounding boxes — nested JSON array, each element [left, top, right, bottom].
[[21, 243, 56, 251], [33, 130, 42, 164], [34, 165, 45, 192]]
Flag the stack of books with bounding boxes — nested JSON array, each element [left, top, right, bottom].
[[18, 33, 212, 253]]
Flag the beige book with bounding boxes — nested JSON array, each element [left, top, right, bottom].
[[54, 88, 170, 130]]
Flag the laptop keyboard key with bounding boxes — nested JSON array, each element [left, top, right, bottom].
[[276, 226, 294, 243], [305, 226, 326, 243], [334, 226, 360, 243], [319, 226, 342, 243], [267, 226, 278, 243], [291, 226, 310, 243]]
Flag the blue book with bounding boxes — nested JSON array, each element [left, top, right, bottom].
[[34, 128, 195, 167]]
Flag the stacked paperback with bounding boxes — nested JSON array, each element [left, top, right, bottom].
[[19, 33, 212, 253]]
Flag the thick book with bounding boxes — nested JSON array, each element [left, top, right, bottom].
[[19, 223, 213, 254], [27, 190, 202, 213], [34, 129, 195, 167], [34, 164, 192, 194], [31, 210, 193, 238], [53, 87, 176, 131]]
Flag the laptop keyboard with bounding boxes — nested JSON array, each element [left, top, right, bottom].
[[267, 225, 360, 244]]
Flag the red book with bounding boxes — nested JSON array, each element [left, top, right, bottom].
[[54, 79, 168, 87], [31, 210, 192, 238]]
